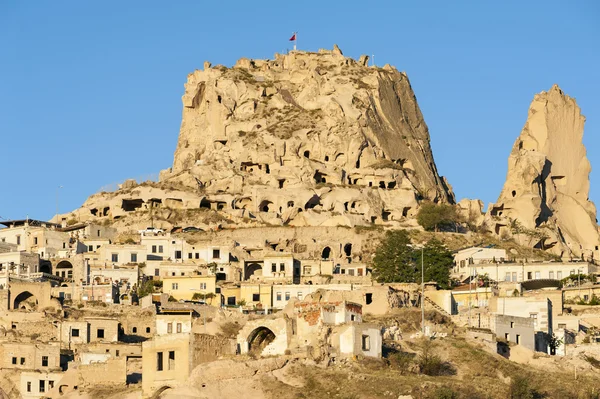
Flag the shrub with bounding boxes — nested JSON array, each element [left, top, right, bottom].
[[509, 376, 534, 399], [428, 386, 459, 399], [416, 202, 460, 232], [219, 321, 242, 338], [417, 339, 453, 376], [388, 352, 413, 374]]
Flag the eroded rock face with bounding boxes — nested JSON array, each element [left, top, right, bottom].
[[160, 46, 454, 227], [488, 85, 600, 259]]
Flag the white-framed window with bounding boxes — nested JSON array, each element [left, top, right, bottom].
[[276, 292, 282, 301], [172, 283, 178, 290]]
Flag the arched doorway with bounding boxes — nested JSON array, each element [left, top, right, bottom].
[[13, 291, 38, 310], [321, 247, 331, 260], [245, 263, 263, 280], [248, 327, 276, 354]]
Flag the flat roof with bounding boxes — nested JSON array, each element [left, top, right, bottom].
[[0, 219, 60, 228]]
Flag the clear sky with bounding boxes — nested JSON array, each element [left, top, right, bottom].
[[1, 1, 599, 221]]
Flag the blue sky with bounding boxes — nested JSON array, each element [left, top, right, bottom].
[[1, 1, 598, 221]]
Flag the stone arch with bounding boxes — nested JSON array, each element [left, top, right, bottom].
[[245, 263, 263, 280], [39, 263, 52, 274], [234, 197, 253, 210], [55, 260, 73, 279], [322, 247, 332, 260], [13, 291, 38, 310], [200, 198, 211, 209], [150, 386, 173, 399], [248, 327, 276, 354]]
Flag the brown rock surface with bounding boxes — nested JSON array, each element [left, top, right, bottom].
[[158, 45, 454, 227], [488, 85, 600, 259]]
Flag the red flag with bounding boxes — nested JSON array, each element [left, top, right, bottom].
[[289, 33, 296, 41]]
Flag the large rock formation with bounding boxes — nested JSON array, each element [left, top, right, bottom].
[[158, 46, 454, 227], [488, 85, 600, 259]]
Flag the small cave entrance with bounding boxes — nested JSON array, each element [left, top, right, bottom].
[[122, 199, 144, 212], [259, 200, 273, 213], [200, 198, 211, 209], [378, 181, 386, 189], [511, 190, 517, 197], [387, 181, 396, 189], [303, 150, 310, 159], [344, 243, 352, 257], [304, 195, 321, 210], [402, 207, 411, 218], [382, 210, 391, 221], [313, 171, 327, 184], [324, 155, 329, 162], [322, 247, 332, 260]]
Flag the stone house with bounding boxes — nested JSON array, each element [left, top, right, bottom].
[[141, 333, 191, 397], [156, 311, 193, 335], [20, 370, 64, 399], [494, 314, 538, 352], [162, 275, 216, 301], [96, 244, 147, 267], [0, 341, 61, 371]]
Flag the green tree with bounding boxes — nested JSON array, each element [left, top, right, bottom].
[[372, 231, 453, 288], [416, 202, 459, 232], [419, 239, 454, 289], [372, 230, 416, 283]]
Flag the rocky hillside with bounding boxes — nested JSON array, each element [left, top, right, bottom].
[[157, 45, 454, 227], [485, 85, 600, 259]]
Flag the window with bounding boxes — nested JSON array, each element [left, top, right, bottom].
[[71, 329, 80, 337], [516, 334, 521, 344], [42, 356, 48, 367], [152, 245, 157, 253], [63, 242, 66, 249], [34, 237, 38, 245], [530, 314, 538, 329], [88, 245, 93, 252], [200, 283, 207, 290], [176, 323, 182, 333], [188, 253, 193, 259], [39, 380, 45, 393], [510, 322, 515, 328], [285, 292, 290, 301], [131, 253, 137, 262], [146, 327, 151, 333], [154, 269, 159, 276], [362, 335, 371, 351], [21, 357, 25, 365], [167, 323, 173, 333], [11, 357, 16, 365], [27, 382, 31, 392], [527, 272, 532, 280], [271, 263, 277, 272], [252, 293, 260, 302], [549, 271, 554, 279], [558, 323, 567, 329], [195, 253, 199, 259], [97, 229, 101, 237], [212, 249, 220, 259], [535, 271, 541, 279], [504, 273, 511, 282], [16, 235, 20, 245], [512, 272, 517, 282], [157, 352, 163, 371], [175, 250, 182, 259], [303, 266, 312, 275], [298, 292, 303, 300], [168, 351, 175, 370], [505, 333, 510, 341], [557, 271, 563, 280], [280, 263, 285, 272], [159, 245, 164, 253], [132, 327, 137, 333], [97, 328, 105, 339], [111, 253, 118, 263], [276, 292, 282, 301], [366, 293, 373, 305]]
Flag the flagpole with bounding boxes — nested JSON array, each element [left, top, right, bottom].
[[294, 32, 297, 51]]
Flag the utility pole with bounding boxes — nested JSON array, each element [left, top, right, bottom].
[[56, 186, 63, 224], [421, 246, 425, 335]]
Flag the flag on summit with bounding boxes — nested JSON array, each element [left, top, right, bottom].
[[289, 33, 296, 41]]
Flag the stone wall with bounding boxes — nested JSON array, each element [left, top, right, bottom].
[[78, 357, 126, 387], [191, 333, 236, 365]]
